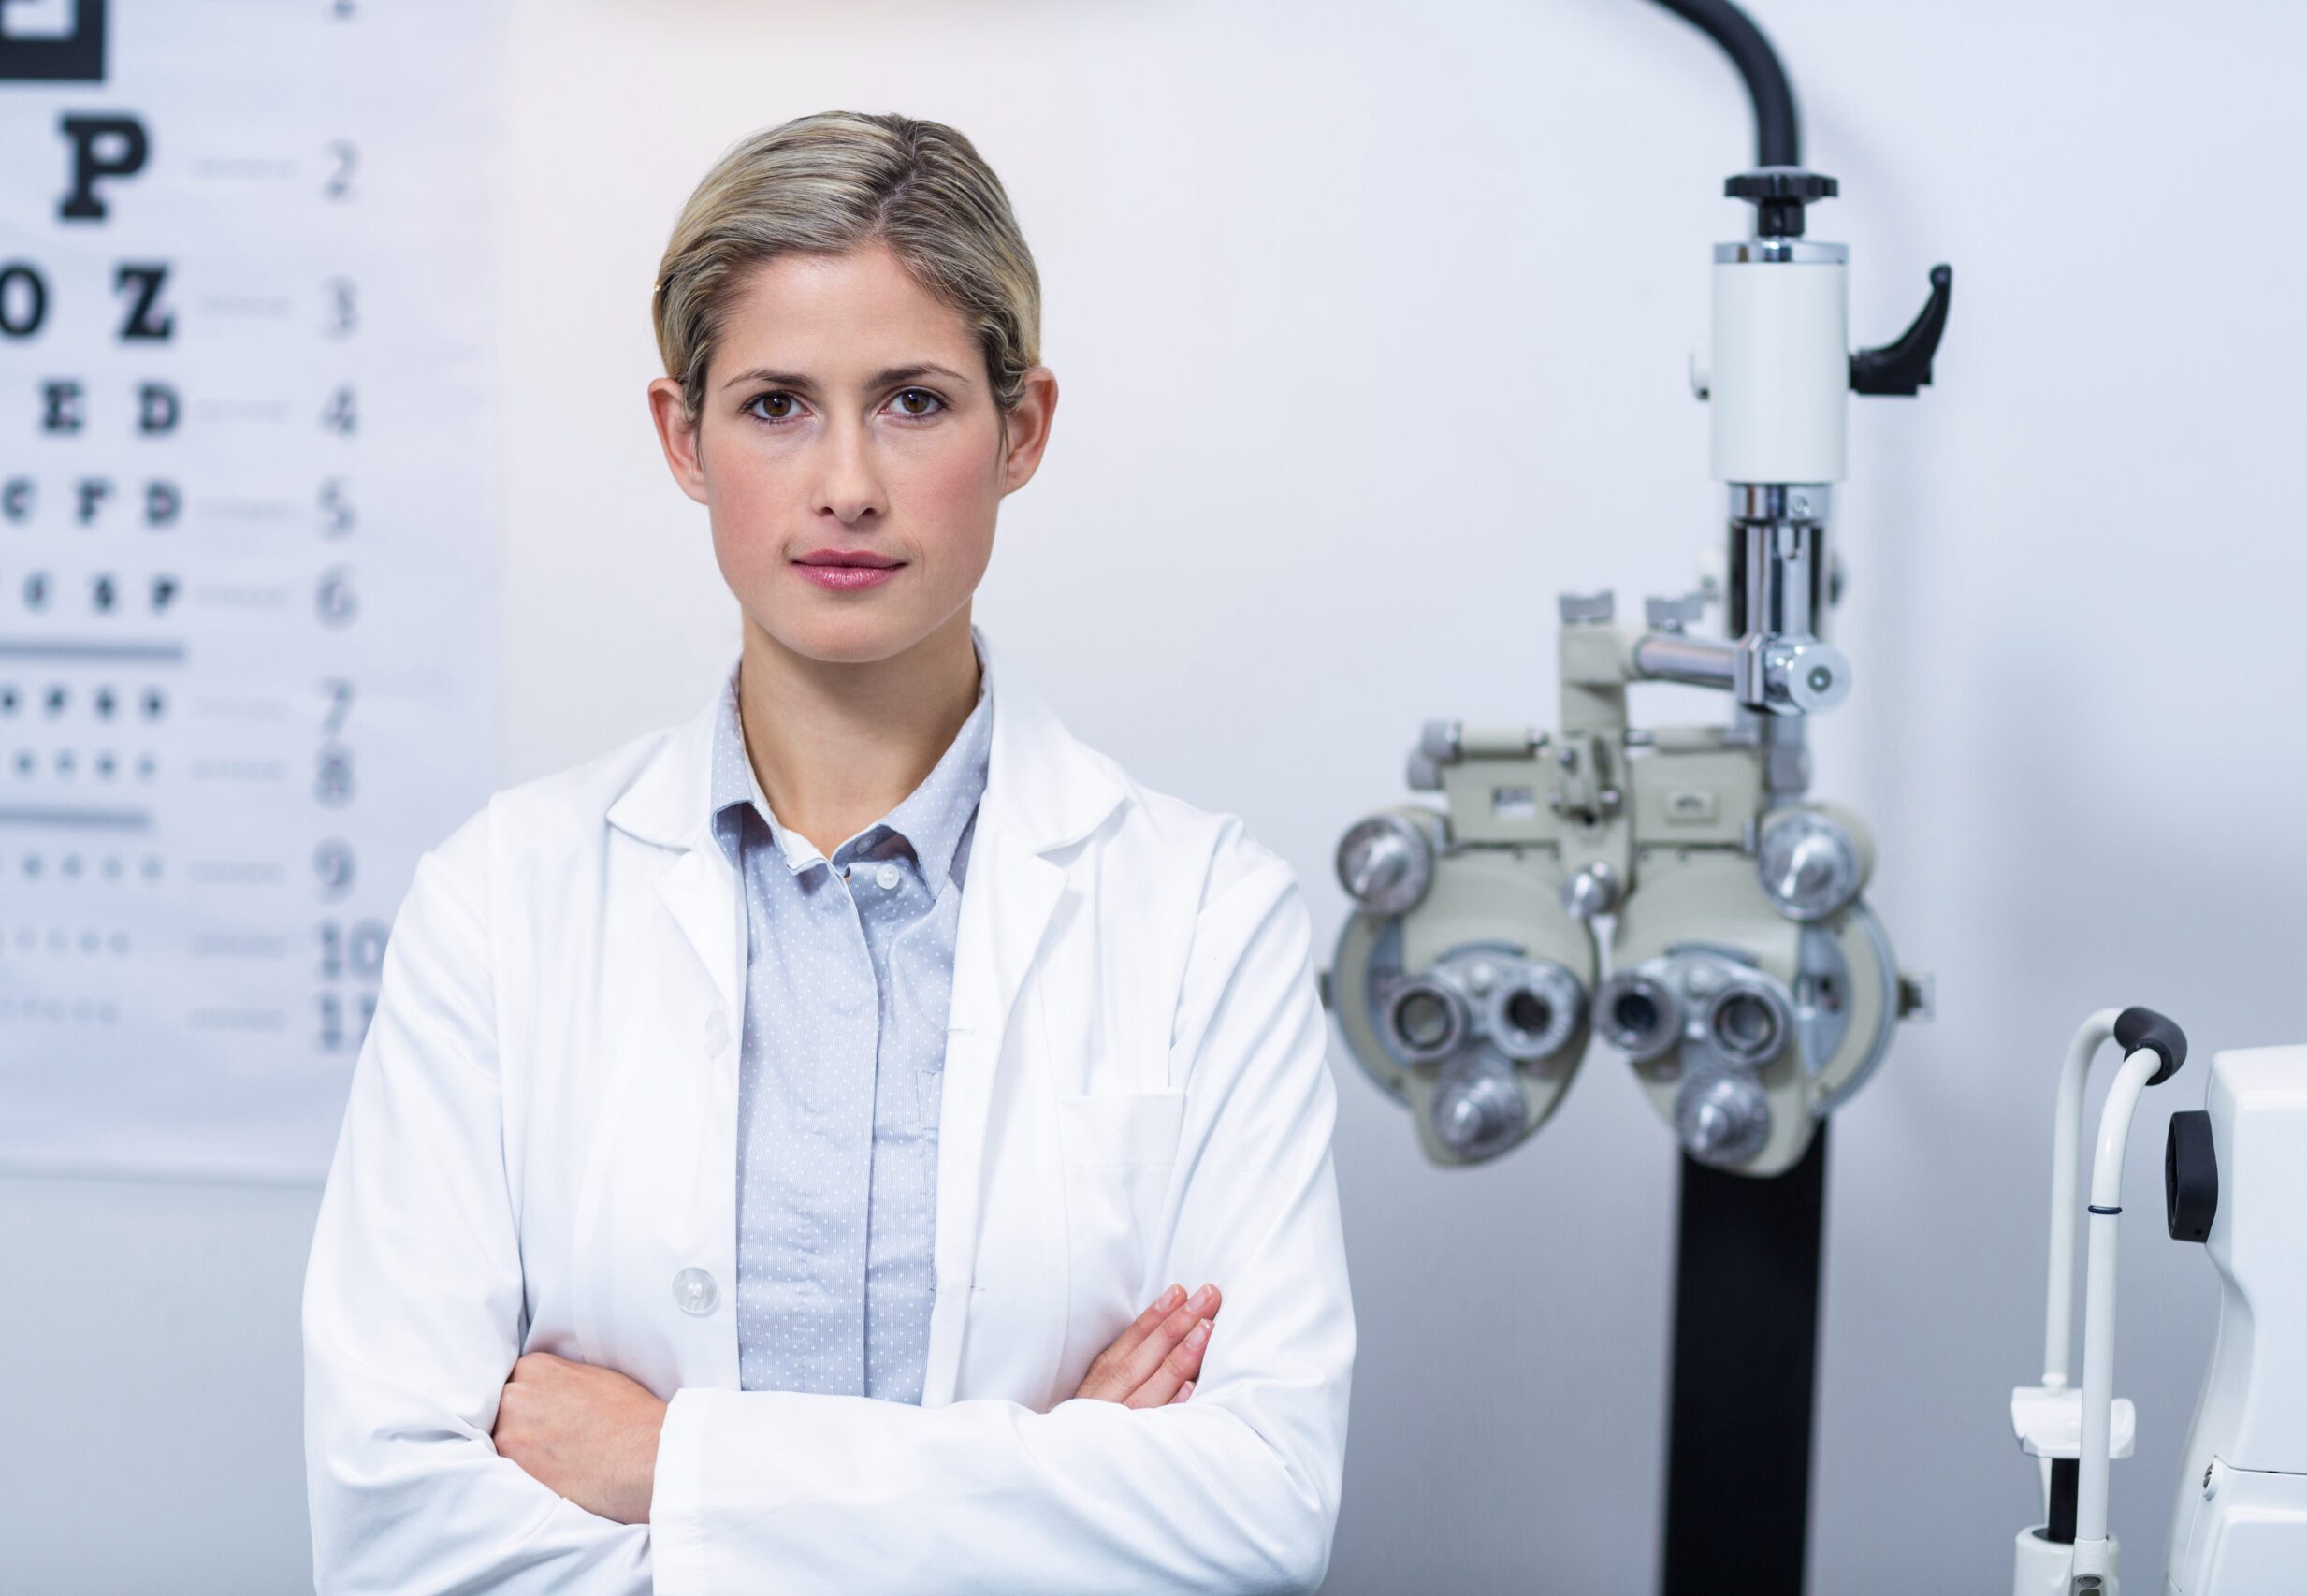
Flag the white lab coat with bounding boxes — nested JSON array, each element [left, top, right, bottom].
[[301, 625, 1355, 1595]]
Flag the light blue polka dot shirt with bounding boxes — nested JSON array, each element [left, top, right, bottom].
[[706, 635, 992, 1404]]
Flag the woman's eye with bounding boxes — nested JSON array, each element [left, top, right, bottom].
[[891, 388, 944, 418], [745, 391, 802, 423]]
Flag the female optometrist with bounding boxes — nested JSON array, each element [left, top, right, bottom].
[[300, 109, 1355, 1595]]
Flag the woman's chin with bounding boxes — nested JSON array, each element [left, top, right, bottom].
[[748, 606, 935, 668]]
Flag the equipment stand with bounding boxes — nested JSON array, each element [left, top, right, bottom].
[[1660, 1124, 1829, 1596]]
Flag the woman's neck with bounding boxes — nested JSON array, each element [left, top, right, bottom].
[[733, 606, 982, 861]]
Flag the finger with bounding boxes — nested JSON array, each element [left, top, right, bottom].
[[1168, 1380, 1195, 1404], [1103, 1284, 1185, 1368], [1124, 1315, 1212, 1410], [1114, 1284, 1219, 1394], [1073, 1284, 1186, 1400]]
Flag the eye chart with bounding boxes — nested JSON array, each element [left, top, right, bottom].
[[0, 0, 503, 1178]]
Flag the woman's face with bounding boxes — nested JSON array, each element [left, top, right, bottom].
[[648, 239, 1056, 666]]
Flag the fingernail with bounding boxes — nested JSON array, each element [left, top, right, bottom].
[[1187, 1283, 1215, 1311], [1178, 1380, 1196, 1400], [1187, 1318, 1211, 1347], [1156, 1284, 1183, 1311]]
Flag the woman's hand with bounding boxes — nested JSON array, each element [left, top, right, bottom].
[[492, 1350, 667, 1525], [1072, 1282, 1222, 1408]]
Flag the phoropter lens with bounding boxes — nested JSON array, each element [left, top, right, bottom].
[[1706, 986, 1786, 1066], [1504, 990, 1553, 1036]]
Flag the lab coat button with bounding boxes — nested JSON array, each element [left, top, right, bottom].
[[704, 1010, 729, 1055], [672, 1267, 718, 1315], [876, 863, 900, 889]]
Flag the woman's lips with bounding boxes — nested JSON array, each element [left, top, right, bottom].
[[794, 562, 902, 591]]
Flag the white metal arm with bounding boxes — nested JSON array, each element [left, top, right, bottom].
[[2069, 1042, 2166, 1582], [2042, 1008, 2124, 1391]]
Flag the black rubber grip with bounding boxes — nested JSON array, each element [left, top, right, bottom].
[[2166, 1110, 2219, 1243], [2114, 1006, 2188, 1085]]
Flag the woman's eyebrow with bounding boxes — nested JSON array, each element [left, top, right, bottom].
[[720, 362, 972, 392]]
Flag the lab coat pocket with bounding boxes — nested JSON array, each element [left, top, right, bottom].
[[1055, 1089, 1184, 1170], [1054, 1089, 1186, 1384]]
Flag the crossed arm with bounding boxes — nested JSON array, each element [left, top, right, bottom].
[[489, 1282, 1226, 1524]]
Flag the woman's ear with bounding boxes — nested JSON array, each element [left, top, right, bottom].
[[647, 376, 711, 505], [997, 366, 1059, 498]]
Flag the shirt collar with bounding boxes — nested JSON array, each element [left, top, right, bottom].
[[707, 633, 994, 898]]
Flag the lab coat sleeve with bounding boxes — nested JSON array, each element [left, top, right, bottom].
[[301, 808, 653, 1595], [649, 824, 1355, 1595]]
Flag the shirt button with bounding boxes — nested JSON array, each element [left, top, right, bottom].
[[672, 1267, 718, 1316], [704, 1009, 729, 1055], [876, 863, 900, 889]]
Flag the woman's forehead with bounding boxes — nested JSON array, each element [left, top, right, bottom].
[[717, 245, 977, 378]]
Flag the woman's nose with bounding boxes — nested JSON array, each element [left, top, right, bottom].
[[813, 418, 887, 523]]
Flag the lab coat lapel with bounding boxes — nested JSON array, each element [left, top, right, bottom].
[[921, 627, 1126, 1406], [651, 842, 744, 1020], [604, 689, 746, 1020]]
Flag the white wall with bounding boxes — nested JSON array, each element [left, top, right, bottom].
[[6, 1, 2304, 1590]]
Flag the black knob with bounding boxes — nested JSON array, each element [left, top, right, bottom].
[[1724, 168, 1838, 202], [1724, 167, 1838, 239], [2166, 1110, 2218, 1243]]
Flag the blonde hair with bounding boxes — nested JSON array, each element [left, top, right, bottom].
[[652, 110, 1042, 434]]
